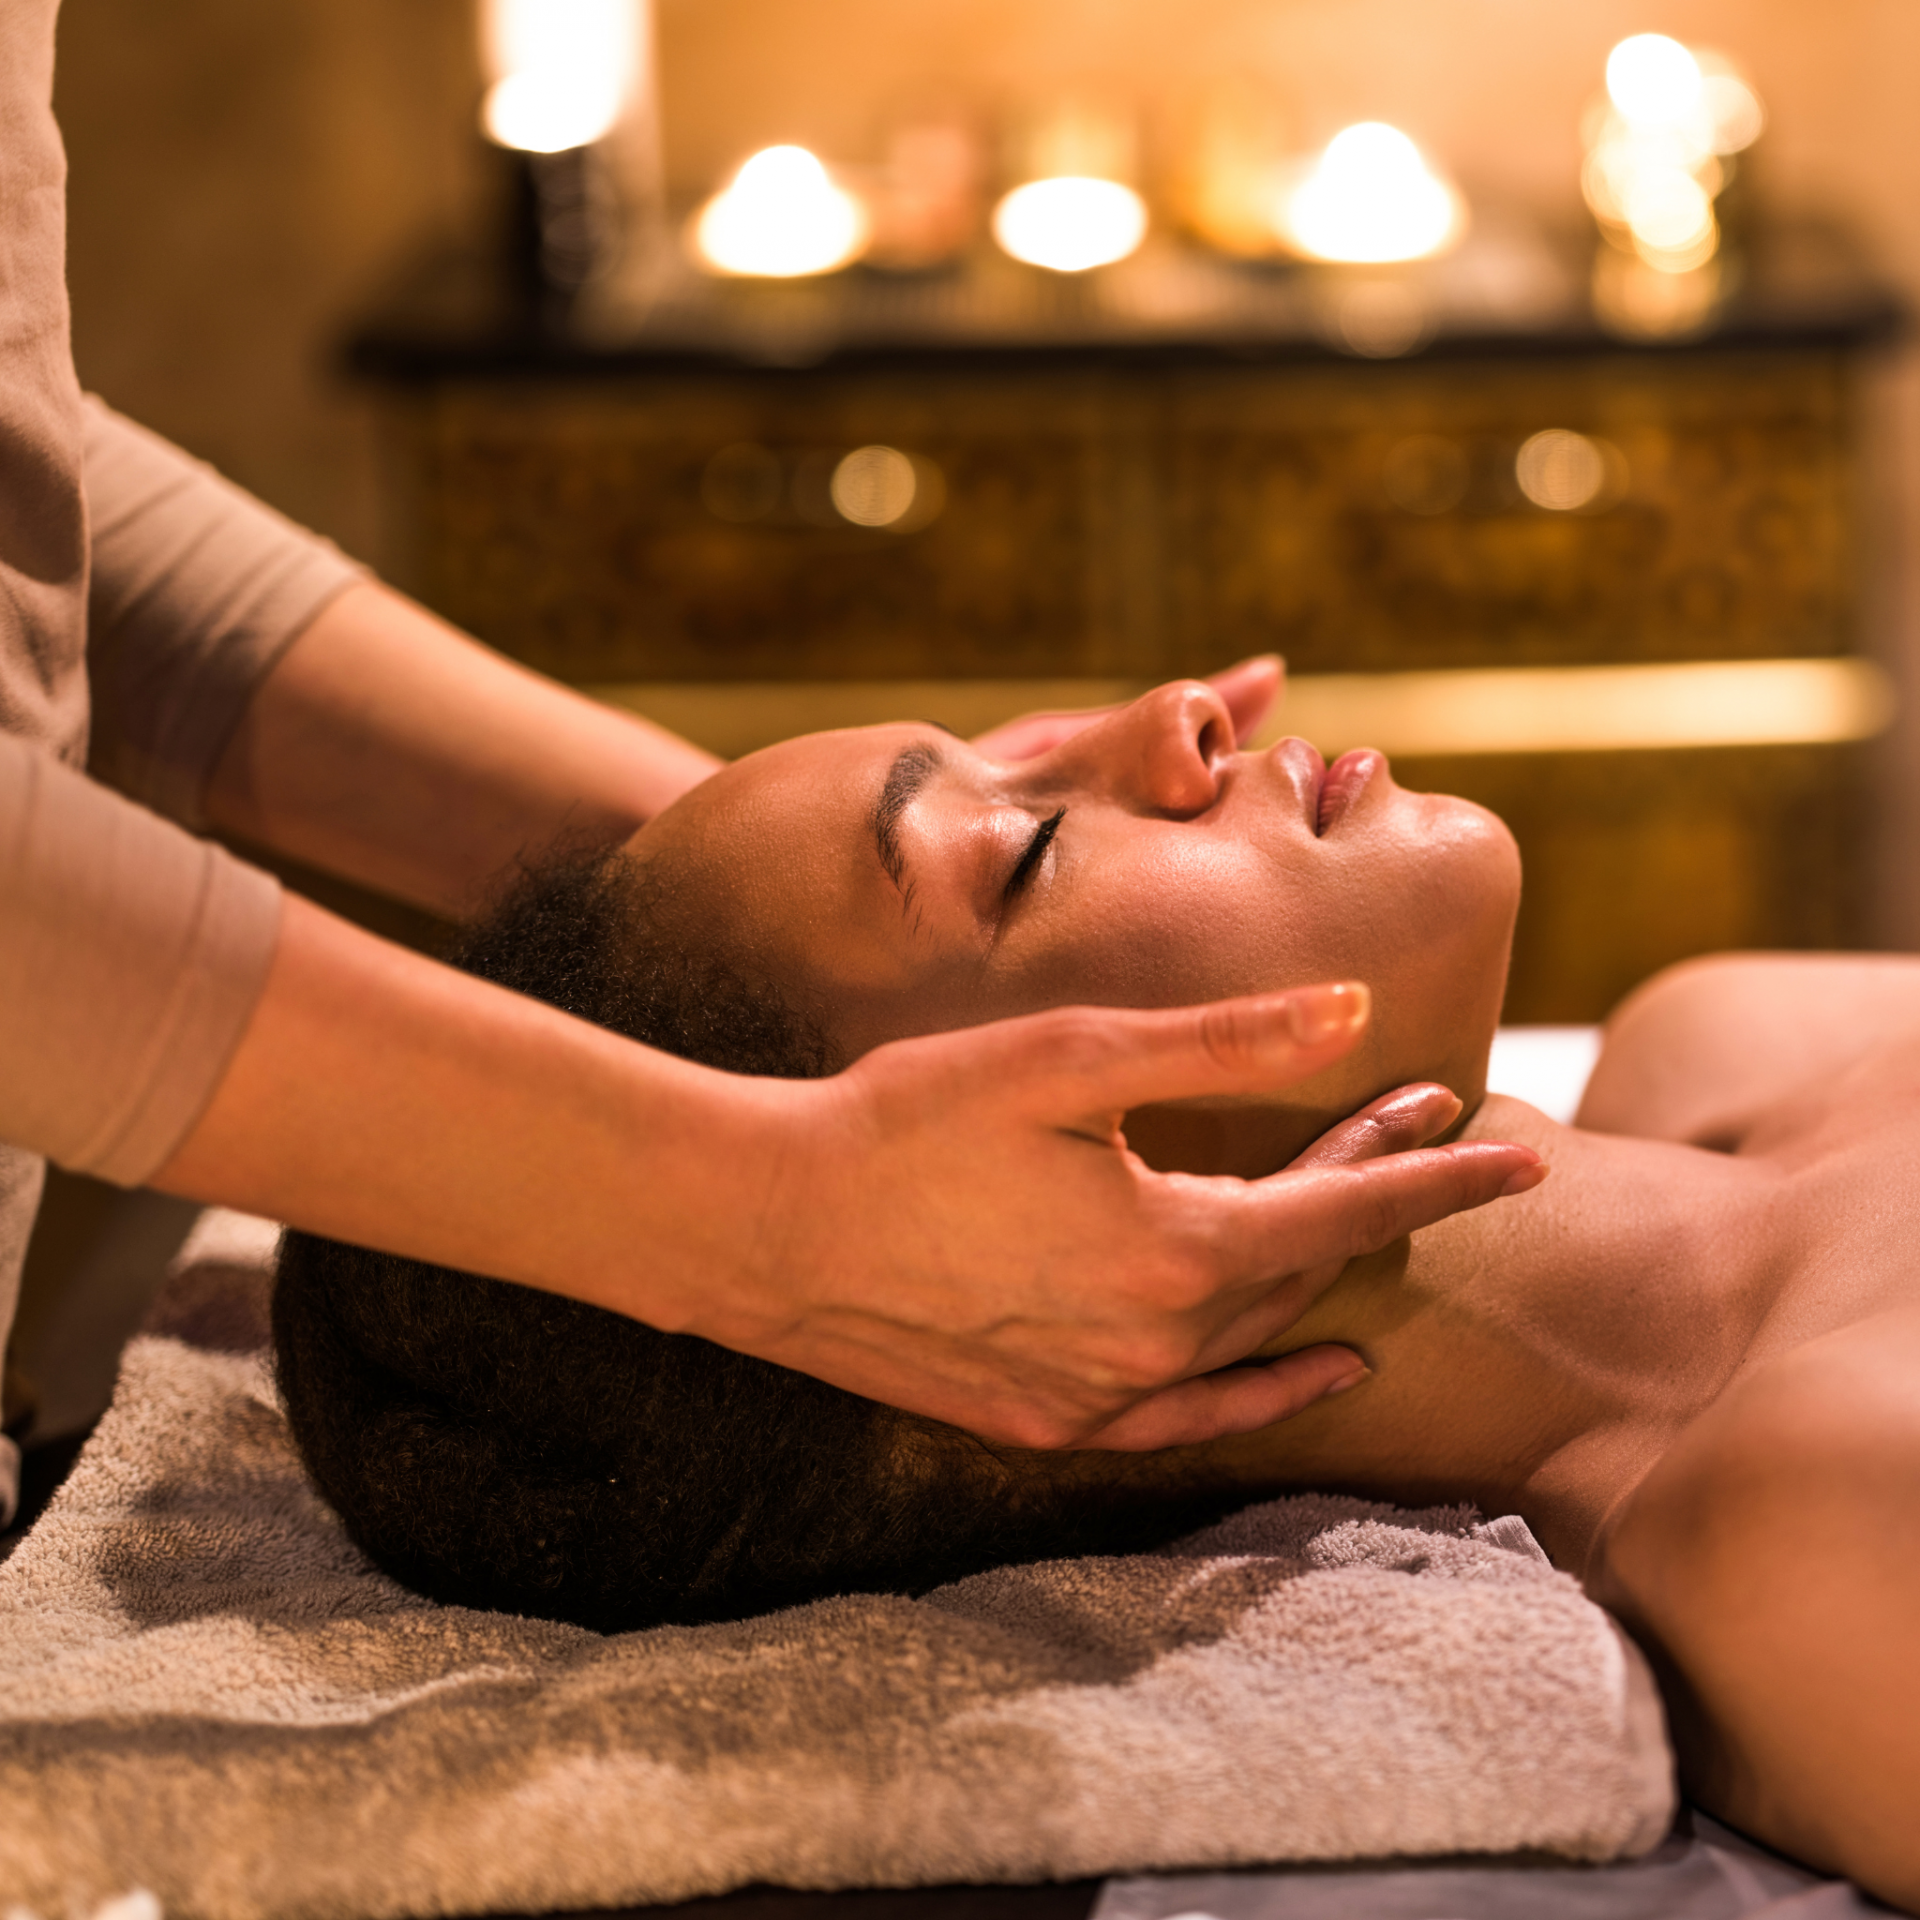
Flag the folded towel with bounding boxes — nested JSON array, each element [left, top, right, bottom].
[[0, 1214, 1673, 1920]]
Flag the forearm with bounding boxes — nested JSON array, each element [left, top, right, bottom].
[[203, 582, 721, 917], [151, 890, 763, 1325], [150, 890, 1540, 1445]]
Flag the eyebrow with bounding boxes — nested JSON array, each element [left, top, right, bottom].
[[871, 741, 943, 905]]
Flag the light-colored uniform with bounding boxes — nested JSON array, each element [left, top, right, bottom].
[[1, 0, 363, 1517]]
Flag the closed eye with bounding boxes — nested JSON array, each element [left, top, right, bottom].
[[1004, 808, 1065, 900]]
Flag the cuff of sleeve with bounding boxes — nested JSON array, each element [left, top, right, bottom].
[[0, 738, 283, 1188], [82, 397, 369, 828]]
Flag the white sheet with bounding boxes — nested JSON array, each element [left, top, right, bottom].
[[1487, 1024, 1603, 1124]]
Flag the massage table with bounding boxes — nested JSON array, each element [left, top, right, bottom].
[[0, 1031, 1887, 1920]]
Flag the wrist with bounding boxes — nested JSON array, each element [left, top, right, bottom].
[[599, 1063, 842, 1349]]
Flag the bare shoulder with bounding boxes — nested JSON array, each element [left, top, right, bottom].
[[1590, 1308, 1920, 1908], [1575, 953, 1920, 1146]]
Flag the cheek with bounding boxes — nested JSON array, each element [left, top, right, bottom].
[[1019, 837, 1339, 1009], [1391, 801, 1520, 963], [1334, 802, 1520, 1085], [984, 800, 1518, 1029]]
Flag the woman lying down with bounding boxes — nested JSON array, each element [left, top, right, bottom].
[[273, 680, 1918, 1906]]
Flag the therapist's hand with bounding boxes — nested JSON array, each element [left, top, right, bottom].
[[971, 655, 1283, 765], [157, 896, 1539, 1458], [703, 981, 1544, 1451]]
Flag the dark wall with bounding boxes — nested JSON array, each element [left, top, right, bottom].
[[55, 0, 488, 568]]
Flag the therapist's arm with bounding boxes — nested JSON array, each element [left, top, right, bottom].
[[153, 899, 1544, 1451], [203, 581, 721, 918]]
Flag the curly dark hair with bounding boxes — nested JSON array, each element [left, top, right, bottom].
[[272, 848, 1230, 1632]]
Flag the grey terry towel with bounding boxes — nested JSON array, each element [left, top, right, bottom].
[[0, 1212, 1673, 1920]]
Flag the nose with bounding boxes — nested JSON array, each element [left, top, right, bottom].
[[1053, 681, 1235, 816]]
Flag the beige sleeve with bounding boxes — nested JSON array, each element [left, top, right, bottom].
[[0, 732, 281, 1187], [82, 398, 368, 827]]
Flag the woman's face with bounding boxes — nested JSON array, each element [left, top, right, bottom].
[[633, 681, 1521, 1173]]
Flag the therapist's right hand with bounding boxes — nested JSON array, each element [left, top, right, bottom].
[[693, 980, 1545, 1450], [156, 895, 1537, 1454]]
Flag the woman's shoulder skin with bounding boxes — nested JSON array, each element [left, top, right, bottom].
[[1593, 1303, 1920, 1908], [1575, 953, 1920, 1150], [1568, 953, 1920, 1904]]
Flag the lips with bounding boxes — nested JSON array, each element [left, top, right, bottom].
[[1316, 749, 1381, 835], [1263, 737, 1382, 835]]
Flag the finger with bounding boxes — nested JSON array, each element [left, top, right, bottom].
[[1286, 1082, 1463, 1171], [1205, 655, 1284, 746], [921, 982, 1373, 1124], [971, 712, 1080, 762], [1180, 1084, 1459, 1327], [972, 700, 1117, 762], [1073, 1346, 1367, 1451], [1203, 1140, 1547, 1285], [1174, 1145, 1545, 1381]]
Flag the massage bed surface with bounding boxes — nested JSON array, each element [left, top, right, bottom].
[[2, 1211, 1671, 1919], [472, 1812, 1875, 1920]]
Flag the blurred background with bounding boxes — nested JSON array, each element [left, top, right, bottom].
[[49, 0, 1920, 993], [16, 0, 1920, 1472]]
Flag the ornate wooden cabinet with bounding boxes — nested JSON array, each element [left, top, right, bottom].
[[353, 245, 1896, 1019]]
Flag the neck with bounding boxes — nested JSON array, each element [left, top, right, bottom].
[[1229, 1095, 1779, 1572]]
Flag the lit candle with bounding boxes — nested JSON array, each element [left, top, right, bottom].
[[692, 147, 870, 278], [1280, 123, 1465, 265], [1582, 35, 1763, 279], [989, 101, 1148, 274], [480, 0, 638, 154], [991, 178, 1148, 273]]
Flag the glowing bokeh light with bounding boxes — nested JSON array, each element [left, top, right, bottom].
[[1515, 430, 1614, 511], [480, 0, 634, 153], [483, 71, 622, 153], [991, 177, 1148, 273], [830, 447, 919, 527], [1283, 123, 1463, 265], [1606, 34, 1703, 124], [1593, 249, 1722, 337], [1698, 64, 1765, 153], [1621, 168, 1716, 262], [1335, 280, 1432, 357], [693, 146, 870, 278], [1586, 37, 1759, 283], [1583, 125, 1718, 224], [1383, 435, 1469, 515]]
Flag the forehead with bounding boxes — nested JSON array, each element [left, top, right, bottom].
[[641, 721, 945, 985]]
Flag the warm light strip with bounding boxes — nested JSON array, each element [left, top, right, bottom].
[[1262, 659, 1896, 756], [587, 659, 1895, 763]]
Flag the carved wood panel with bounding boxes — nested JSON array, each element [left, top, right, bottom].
[[1164, 356, 1853, 673], [400, 349, 1853, 684]]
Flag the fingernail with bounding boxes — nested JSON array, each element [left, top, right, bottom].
[[1499, 1161, 1549, 1198], [1326, 1365, 1371, 1398], [1287, 981, 1370, 1046]]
